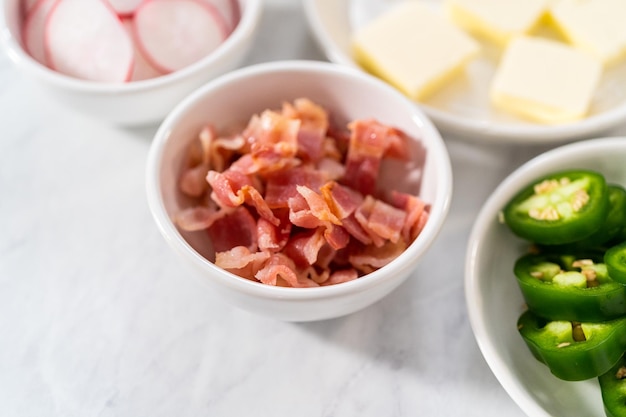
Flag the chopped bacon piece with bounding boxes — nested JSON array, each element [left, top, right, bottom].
[[390, 190, 430, 242], [324, 224, 350, 250], [264, 166, 325, 208], [322, 269, 358, 286], [244, 110, 300, 174], [207, 206, 258, 253], [321, 181, 362, 220], [175, 204, 228, 231], [207, 169, 253, 207], [367, 199, 406, 244], [257, 210, 291, 252], [349, 239, 408, 274], [179, 162, 210, 197], [215, 246, 270, 280], [282, 98, 328, 162], [354, 196, 386, 247], [255, 253, 319, 288], [283, 228, 326, 268], [342, 118, 410, 196], [295, 185, 341, 225]]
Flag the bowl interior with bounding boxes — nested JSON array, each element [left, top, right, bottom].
[[465, 137, 626, 416], [152, 61, 451, 289], [303, 0, 626, 143]]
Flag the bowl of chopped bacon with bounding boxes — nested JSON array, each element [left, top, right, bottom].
[[146, 60, 452, 321], [0, 0, 261, 125]]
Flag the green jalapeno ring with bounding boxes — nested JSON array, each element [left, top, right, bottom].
[[515, 253, 626, 322], [599, 354, 626, 417], [539, 184, 626, 253], [517, 310, 626, 381], [503, 170, 609, 245], [606, 241, 626, 285]]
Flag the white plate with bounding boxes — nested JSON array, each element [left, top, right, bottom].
[[465, 137, 626, 416], [303, 0, 626, 143]]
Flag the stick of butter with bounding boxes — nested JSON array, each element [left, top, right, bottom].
[[550, 0, 626, 66], [490, 36, 602, 124], [446, 0, 549, 46], [352, 1, 480, 101]]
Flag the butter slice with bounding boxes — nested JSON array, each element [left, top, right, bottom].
[[490, 36, 602, 124], [550, 0, 626, 65], [352, 1, 480, 101], [446, 0, 549, 45]]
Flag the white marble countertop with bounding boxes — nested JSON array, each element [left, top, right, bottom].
[[3, 1, 626, 416]]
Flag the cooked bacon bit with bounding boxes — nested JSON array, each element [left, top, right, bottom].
[[324, 224, 350, 250], [175, 99, 430, 287], [367, 199, 406, 244], [295, 185, 341, 226], [321, 181, 362, 220], [342, 119, 410, 196], [215, 246, 271, 280], [180, 163, 210, 197], [257, 212, 291, 252], [175, 204, 228, 232], [349, 238, 408, 274], [264, 166, 325, 208], [354, 196, 386, 248], [282, 98, 328, 162], [283, 228, 327, 268], [207, 169, 253, 207], [323, 269, 359, 286], [389, 191, 429, 242], [255, 253, 319, 288], [207, 207, 258, 253]]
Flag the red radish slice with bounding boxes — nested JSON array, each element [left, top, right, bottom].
[[22, 0, 41, 16], [199, 0, 240, 34], [22, 0, 58, 65], [121, 18, 165, 81], [106, 0, 144, 17], [134, 0, 228, 73], [45, 0, 134, 82]]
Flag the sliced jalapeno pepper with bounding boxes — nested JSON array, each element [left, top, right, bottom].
[[606, 241, 626, 284], [518, 310, 626, 381], [540, 184, 626, 252], [503, 170, 609, 245], [599, 354, 626, 417], [514, 252, 626, 322]]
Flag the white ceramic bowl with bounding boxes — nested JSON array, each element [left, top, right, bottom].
[[0, 0, 262, 126], [303, 0, 626, 144], [146, 60, 452, 322], [465, 137, 626, 416]]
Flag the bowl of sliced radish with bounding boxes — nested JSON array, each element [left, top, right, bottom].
[[0, 0, 262, 125], [146, 60, 453, 321]]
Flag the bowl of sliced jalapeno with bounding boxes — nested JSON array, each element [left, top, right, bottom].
[[465, 137, 626, 417]]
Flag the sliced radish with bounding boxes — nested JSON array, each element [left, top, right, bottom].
[[21, 0, 42, 16], [22, 0, 58, 65], [45, 0, 134, 82], [121, 18, 165, 81], [134, 0, 228, 73], [199, 0, 240, 34], [106, 0, 144, 17]]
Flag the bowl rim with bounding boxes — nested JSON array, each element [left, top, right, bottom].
[[464, 136, 626, 417], [146, 59, 453, 301], [0, 0, 262, 94], [301, 0, 626, 144]]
